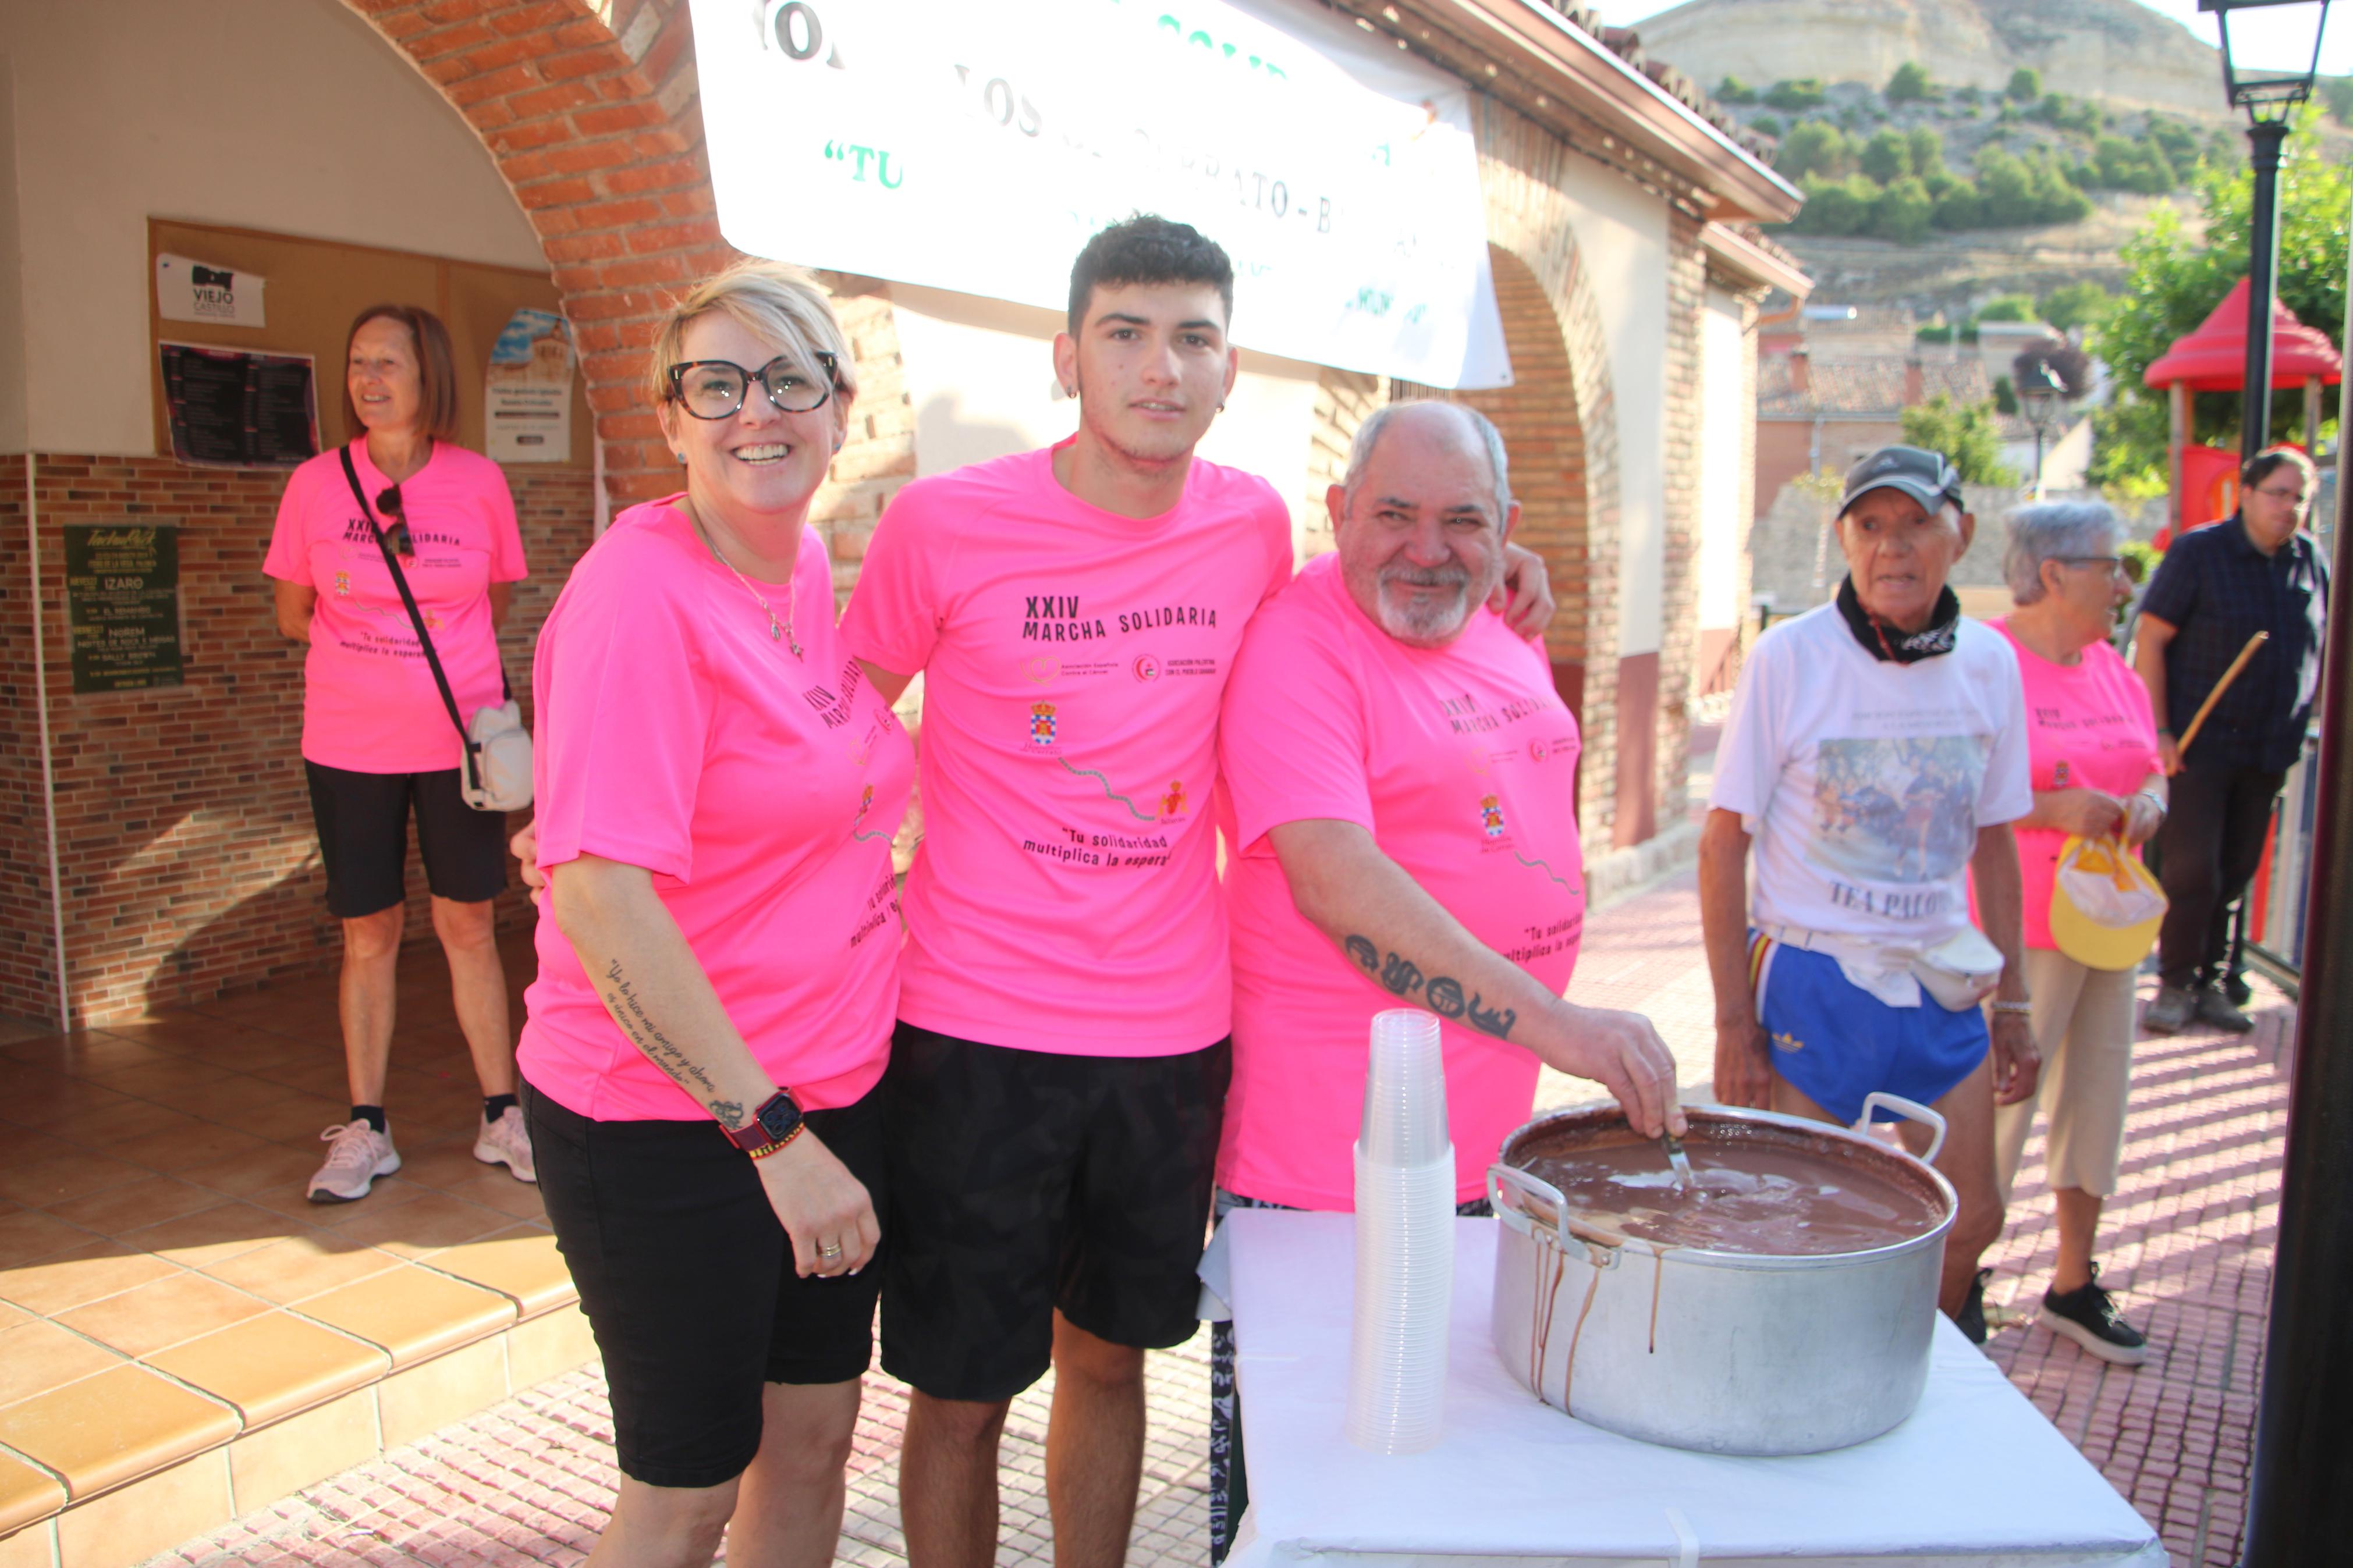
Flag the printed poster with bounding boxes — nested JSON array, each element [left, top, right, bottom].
[[159, 342, 319, 468], [485, 308, 576, 463]]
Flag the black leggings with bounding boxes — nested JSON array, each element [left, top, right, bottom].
[[2152, 762, 2285, 989]]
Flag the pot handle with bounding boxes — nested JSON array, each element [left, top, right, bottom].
[[1487, 1164, 1632, 1260], [1855, 1091, 1947, 1164]]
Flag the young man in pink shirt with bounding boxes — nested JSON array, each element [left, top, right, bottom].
[[1211, 401, 1684, 1556], [841, 219, 1555, 1567]]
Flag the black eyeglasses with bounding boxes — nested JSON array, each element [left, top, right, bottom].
[[666, 353, 839, 420], [376, 483, 414, 559]]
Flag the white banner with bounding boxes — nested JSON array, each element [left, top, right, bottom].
[[484, 307, 576, 464], [690, 0, 1511, 389]]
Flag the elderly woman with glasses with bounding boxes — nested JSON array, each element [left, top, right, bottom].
[[1982, 501, 2167, 1364], [515, 260, 913, 1568], [265, 304, 534, 1205]]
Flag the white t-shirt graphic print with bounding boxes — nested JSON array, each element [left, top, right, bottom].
[[1710, 602, 2031, 950]]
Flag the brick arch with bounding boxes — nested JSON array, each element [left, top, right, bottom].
[[338, 0, 912, 573]]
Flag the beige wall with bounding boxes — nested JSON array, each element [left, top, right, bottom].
[[1549, 150, 1669, 659], [0, 0, 547, 457], [1697, 286, 1749, 635]]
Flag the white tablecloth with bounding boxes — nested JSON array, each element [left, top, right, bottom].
[[1219, 1211, 2164, 1567]]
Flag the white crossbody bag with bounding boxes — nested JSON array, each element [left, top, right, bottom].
[[340, 447, 533, 813]]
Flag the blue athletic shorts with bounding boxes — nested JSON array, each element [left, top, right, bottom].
[[1752, 934, 1989, 1126]]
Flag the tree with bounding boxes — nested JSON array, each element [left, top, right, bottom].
[[1992, 375, 2020, 415], [1752, 114, 1784, 138], [2039, 281, 2114, 333], [1907, 125, 1947, 181], [1976, 293, 2038, 323], [1717, 75, 1758, 105], [2091, 104, 2351, 485], [1887, 62, 1933, 103], [1871, 176, 1935, 244], [2007, 67, 2041, 103], [1775, 121, 1851, 180], [1931, 177, 1985, 230], [1902, 395, 2016, 485], [1795, 173, 1879, 237], [1766, 78, 1827, 111], [1859, 128, 1913, 183]]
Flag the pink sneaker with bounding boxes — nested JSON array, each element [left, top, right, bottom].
[[474, 1105, 537, 1183], [308, 1120, 400, 1203]]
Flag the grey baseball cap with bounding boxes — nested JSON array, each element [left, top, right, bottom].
[[1840, 445, 1964, 516]]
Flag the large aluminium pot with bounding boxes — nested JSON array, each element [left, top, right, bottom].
[[1487, 1095, 1956, 1456]]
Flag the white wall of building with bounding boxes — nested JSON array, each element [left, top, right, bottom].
[[1696, 286, 1749, 634], [1548, 154, 1669, 659], [890, 283, 1325, 557], [0, 0, 546, 456]]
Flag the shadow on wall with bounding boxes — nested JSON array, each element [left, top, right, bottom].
[[134, 808, 535, 1022], [914, 391, 1048, 478]]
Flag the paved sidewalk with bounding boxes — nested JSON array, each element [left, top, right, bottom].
[[155, 867, 2287, 1568]]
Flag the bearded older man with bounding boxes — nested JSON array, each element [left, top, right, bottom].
[[1698, 444, 2039, 1346], [1206, 400, 1683, 1558]]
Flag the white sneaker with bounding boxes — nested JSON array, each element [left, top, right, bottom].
[[474, 1105, 537, 1183], [308, 1120, 401, 1203]]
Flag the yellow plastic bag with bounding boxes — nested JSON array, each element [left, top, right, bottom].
[[2050, 834, 2167, 972]]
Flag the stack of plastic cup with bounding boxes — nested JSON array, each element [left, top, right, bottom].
[[1344, 1008, 1455, 1455]]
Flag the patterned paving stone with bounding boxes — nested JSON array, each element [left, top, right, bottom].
[[153, 867, 2285, 1567]]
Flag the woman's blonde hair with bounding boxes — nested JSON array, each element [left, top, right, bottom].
[[645, 261, 857, 414]]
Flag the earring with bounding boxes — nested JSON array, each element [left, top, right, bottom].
[[1217, 402, 1226, 412], [674, 450, 686, 463], [832, 437, 844, 453]]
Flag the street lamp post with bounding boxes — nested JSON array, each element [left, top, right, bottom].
[[2209, 5, 2347, 1559], [2198, 0, 2333, 464]]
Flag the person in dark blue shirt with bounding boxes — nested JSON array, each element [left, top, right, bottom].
[[2133, 447, 2328, 1033]]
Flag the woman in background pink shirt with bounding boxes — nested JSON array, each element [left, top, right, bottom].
[[1982, 501, 2167, 1365], [517, 262, 913, 1566], [264, 305, 531, 1206]]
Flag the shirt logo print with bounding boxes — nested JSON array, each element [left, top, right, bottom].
[[1030, 702, 1058, 747], [1480, 794, 1506, 839]]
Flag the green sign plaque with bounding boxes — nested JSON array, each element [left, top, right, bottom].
[[65, 525, 183, 694]]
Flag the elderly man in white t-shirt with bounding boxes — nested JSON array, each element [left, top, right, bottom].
[[1698, 445, 2039, 1345]]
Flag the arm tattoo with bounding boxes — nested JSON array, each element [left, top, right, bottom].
[[1342, 938, 1517, 1041], [709, 1100, 746, 1129], [599, 959, 721, 1101]]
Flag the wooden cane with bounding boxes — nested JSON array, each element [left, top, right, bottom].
[[2176, 631, 2270, 755]]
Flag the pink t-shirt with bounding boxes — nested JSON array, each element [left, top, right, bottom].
[[517, 500, 914, 1121], [1985, 617, 2164, 951], [840, 443, 1291, 1055], [264, 442, 527, 773], [1217, 554, 1587, 1209]]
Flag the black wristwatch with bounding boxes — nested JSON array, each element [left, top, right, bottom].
[[722, 1089, 805, 1159]]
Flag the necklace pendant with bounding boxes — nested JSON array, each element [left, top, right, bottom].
[[768, 617, 783, 642]]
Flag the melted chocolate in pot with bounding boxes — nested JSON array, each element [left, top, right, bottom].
[[1521, 1139, 1941, 1256]]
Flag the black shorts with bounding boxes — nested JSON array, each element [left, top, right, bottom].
[[303, 760, 509, 918], [522, 1078, 888, 1489], [879, 1023, 1230, 1403]]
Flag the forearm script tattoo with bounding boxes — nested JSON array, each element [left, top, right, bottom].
[[1345, 935, 1518, 1040], [599, 959, 740, 1122]]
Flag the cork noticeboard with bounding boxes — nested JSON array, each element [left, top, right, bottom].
[[147, 218, 591, 467]]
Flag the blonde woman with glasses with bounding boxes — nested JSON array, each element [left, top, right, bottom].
[[515, 261, 913, 1568]]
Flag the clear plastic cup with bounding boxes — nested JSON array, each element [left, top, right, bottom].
[[1361, 1010, 1449, 1167], [1347, 1136, 1455, 1454]]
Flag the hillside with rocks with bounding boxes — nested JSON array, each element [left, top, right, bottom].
[[1626, 0, 2348, 316], [1641, 0, 2228, 117]]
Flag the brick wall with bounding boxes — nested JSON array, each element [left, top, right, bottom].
[[0, 474, 54, 1018], [1465, 102, 1627, 854], [1301, 369, 1388, 564], [2, 457, 590, 1026]]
